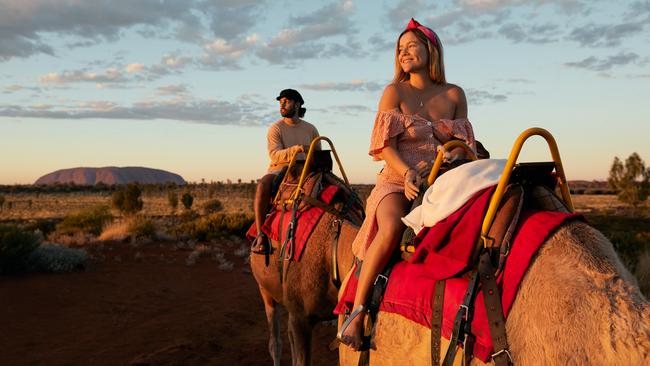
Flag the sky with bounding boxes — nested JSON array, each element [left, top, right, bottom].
[[0, 0, 649, 185]]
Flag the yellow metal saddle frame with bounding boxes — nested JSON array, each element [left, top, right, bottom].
[[403, 127, 575, 256], [272, 136, 350, 208]]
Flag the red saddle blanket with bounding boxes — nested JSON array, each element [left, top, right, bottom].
[[335, 186, 581, 362], [247, 184, 340, 261]]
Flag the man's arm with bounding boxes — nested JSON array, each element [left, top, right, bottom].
[[268, 124, 301, 166]]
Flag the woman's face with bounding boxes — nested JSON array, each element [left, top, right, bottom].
[[398, 31, 428, 73]]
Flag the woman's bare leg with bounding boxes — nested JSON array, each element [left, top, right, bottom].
[[339, 192, 410, 350]]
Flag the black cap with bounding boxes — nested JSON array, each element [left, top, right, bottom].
[[276, 89, 304, 105]]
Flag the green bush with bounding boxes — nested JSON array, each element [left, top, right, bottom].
[[27, 243, 88, 273], [128, 217, 157, 239], [181, 192, 194, 210], [112, 183, 144, 215], [24, 219, 59, 238], [0, 225, 41, 274], [57, 205, 113, 236], [202, 198, 224, 215], [173, 213, 254, 241]]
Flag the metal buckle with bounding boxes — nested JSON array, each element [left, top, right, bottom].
[[491, 348, 513, 363], [374, 273, 388, 286], [459, 304, 469, 320]]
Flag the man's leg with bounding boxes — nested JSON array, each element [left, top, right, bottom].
[[252, 173, 276, 253]]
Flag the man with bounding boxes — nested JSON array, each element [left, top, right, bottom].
[[251, 89, 320, 254]]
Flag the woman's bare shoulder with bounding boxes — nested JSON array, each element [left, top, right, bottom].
[[444, 83, 466, 102], [378, 83, 403, 112]]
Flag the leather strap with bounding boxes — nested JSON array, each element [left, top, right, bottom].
[[443, 270, 480, 366], [431, 279, 446, 365], [331, 218, 342, 288], [478, 251, 512, 366]]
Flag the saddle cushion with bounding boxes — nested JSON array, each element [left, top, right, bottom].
[[336, 189, 581, 362], [247, 184, 340, 261], [402, 159, 507, 235]]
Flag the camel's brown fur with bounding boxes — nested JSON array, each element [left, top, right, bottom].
[[251, 210, 357, 366], [340, 221, 650, 365]]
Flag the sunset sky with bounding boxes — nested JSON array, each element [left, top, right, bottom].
[[1, 0, 649, 184]]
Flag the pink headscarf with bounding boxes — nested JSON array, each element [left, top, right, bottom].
[[405, 18, 438, 47]]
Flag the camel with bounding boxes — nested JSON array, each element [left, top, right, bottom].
[[339, 220, 650, 365], [250, 191, 359, 366]]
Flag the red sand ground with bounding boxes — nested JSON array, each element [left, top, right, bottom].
[[0, 240, 338, 365]]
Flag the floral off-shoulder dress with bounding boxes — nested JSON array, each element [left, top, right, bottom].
[[351, 108, 476, 260]]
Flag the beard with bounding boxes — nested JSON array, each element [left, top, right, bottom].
[[280, 106, 297, 118]]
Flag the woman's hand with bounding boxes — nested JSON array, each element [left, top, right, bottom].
[[403, 169, 422, 200]]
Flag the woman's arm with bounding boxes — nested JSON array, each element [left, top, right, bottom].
[[448, 84, 468, 119], [375, 84, 422, 200]]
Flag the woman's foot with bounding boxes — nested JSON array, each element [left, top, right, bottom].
[[251, 233, 268, 254], [337, 305, 367, 351]]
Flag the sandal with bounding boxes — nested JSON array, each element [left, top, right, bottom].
[[250, 232, 270, 254], [330, 304, 372, 351]]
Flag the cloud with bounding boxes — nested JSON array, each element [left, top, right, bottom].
[[199, 0, 268, 40], [0, 0, 198, 61], [563, 52, 640, 72], [255, 1, 360, 64], [0, 96, 274, 126], [386, 0, 428, 31], [299, 80, 383, 92], [38, 54, 193, 86], [39, 68, 125, 84], [466, 88, 507, 105], [567, 19, 648, 47], [329, 104, 374, 116], [200, 34, 259, 69], [156, 84, 189, 96], [3, 84, 42, 94]]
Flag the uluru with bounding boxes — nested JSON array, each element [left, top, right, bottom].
[[34, 167, 186, 185]]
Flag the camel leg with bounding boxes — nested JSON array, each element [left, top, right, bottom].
[[260, 287, 282, 366], [288, 313, 313, 366]]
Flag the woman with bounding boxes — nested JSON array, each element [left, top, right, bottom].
[[335, 18, 476, 350]]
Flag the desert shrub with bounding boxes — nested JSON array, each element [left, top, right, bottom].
[[112, 183, 144, 215], [167, 191, 178, 213], [128, 217, 156, 239], [27, 243, 88, 273], [56, 205, 113, 236], [181, 192, 194, 210], [174, 213, 254, 241], [0, 225, 41, 274], [24, 219, 59, 238], [587, 213, 650, 271], [98, 221, 130, 241], [608, 153, 650, 208], [0, 194, 4, 209], [202, 198, 224, 215]]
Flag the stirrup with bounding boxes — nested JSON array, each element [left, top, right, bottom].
[[250, 232, 270, 255], [330, 305, 373, 351]]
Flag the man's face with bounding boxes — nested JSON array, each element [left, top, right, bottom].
[[279, 97, 298, 118]]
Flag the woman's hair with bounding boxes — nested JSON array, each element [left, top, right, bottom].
[[392, 28, 446, 84], [299, 107, 306, 117]]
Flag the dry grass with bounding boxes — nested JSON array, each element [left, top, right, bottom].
[[0, 187, 255, 220], [98, 221, 131, 242]]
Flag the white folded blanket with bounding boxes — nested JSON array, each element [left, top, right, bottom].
[[401, 159, 507, 235]]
